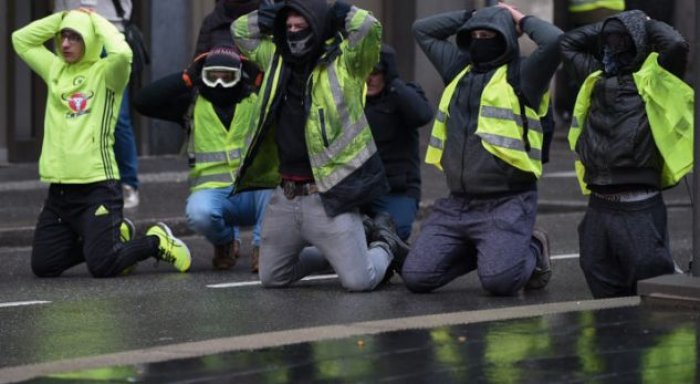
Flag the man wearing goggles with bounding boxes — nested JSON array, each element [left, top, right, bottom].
[[134, 47, 271, 273], [201, 66, 242, 88]]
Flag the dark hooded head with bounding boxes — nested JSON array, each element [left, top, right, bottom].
[[199, 46, 245, 106], [219, 0, 259, 19], [367, 44, 397, 98], [600, 10, 649, 76], [456, 6, 519, 71], [273, 0, 330, 61]]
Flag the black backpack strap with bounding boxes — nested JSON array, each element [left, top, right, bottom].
[[111, 0, 128, 21], [183, 90, 199, 166], [506, 57, 531, 152]]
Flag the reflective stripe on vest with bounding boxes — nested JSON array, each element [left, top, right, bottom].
[[194, 149, 242, 164], [189, 173, 233, 189], [569, 52, 694, 194], [427, 64, 548, 177], [569, 0, 625, 12], [347, 6, 375, 48]]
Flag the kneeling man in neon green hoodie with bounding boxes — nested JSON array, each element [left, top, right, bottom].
[[12, 8, 191, 277]]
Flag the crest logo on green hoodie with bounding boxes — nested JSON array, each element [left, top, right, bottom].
[[62, 91, 94, 118]]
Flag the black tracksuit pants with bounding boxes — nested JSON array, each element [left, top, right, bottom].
[[578, 193, 675, 298], [31, 181, 157, 278]]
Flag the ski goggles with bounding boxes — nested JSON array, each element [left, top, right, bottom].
[[201, 66, 242, 88]]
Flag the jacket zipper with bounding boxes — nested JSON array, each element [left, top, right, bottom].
[[318, 108, 329, 147]]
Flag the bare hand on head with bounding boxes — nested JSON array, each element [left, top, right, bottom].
[[496, 2, 525, 35]]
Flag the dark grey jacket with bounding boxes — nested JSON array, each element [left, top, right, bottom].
[[561, 11, 689, 191], [413, 8, 562, 196]]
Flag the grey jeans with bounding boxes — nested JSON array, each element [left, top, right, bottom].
[[259, 187, 392, 291]]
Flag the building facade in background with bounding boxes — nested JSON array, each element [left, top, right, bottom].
[[0, 0, 693, 163]]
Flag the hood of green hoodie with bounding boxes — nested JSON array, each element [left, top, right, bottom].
[[55, 10, 102, 64], [456, 6, 519, 71]]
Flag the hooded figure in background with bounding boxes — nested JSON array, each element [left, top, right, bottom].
[[561, 10, 692, 298], [406, 3, 563, 296], [194, 0, 260, 57], [361, 44, 434, 242], [231, 0, 410, 292], [133, 47, 272, 273]]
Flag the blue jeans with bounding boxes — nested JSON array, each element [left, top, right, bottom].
[[114, 88, 139, 189], [366, 194, 419, 241], [186, 186, 272, 246]]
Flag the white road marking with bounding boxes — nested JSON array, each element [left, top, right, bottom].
[[551, 253, 580, 260], [207, 274, 339, 289], [0, 300, 51, 308], [543, 171, 577, 178], [208, 255, 581, 289]]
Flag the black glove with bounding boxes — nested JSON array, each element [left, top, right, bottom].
[[258, 2, 284, 34], [331, 1, 352, 30]]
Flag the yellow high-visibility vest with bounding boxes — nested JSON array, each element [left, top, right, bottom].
[[426, 64, 549, 178]]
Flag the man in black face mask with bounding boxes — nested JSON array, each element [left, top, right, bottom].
[[561, 11, 691, 298], [232, 1, 409, 292], [404, 3, 562, 297], [133, 47, 273, 273]]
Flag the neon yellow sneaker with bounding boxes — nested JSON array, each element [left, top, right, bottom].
[[119, 218, 137, 276], [146, 222, 191, 272]]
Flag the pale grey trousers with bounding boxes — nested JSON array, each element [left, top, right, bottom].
[[259, 187, 392, 291]]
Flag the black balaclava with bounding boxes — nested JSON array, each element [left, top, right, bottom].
[[287, 28, 314, 57], [469, 32, 507, 65], [199, 48, 244, 108], [273, 0, 330, 63], [601, 19, 636, 76]]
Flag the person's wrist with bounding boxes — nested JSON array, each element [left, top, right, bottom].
[[518, 15, 532, 35]]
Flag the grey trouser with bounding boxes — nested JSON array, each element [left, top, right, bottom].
[[579, 193, 675, 298], [259, 187, 392, 291], [402, 191, 539, 296]]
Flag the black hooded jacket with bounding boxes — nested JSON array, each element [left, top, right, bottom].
[[365, 45, 434, 200], [413, 7, 562, 196], [561, 10, 689, 191]]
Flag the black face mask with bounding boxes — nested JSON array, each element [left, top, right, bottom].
[[469, 37, 506, 64], [287, 28, 314, 57], [200, 84, 243, 107], [602, 32, 636, 75]]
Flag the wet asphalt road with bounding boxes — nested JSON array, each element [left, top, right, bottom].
[[0, 138, 695, 379]]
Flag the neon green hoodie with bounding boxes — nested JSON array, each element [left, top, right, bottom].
[[12, 10, 132, 184]]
